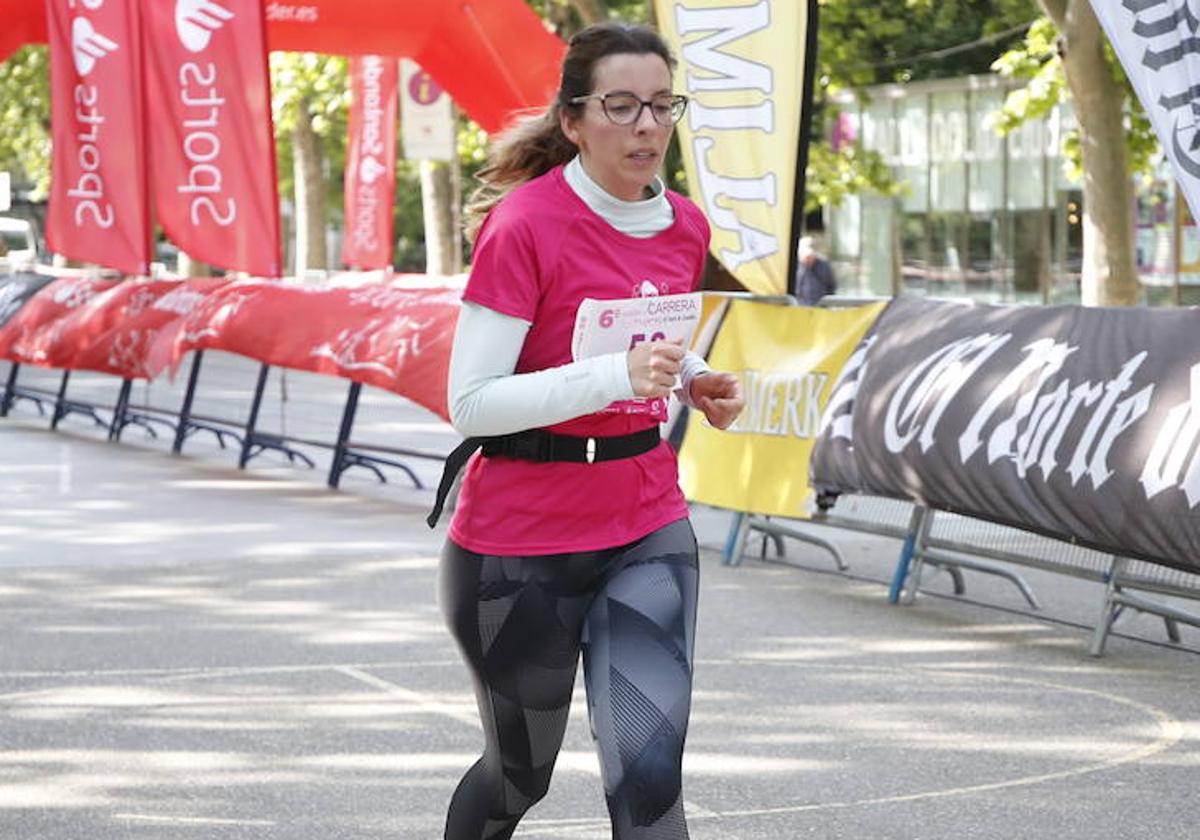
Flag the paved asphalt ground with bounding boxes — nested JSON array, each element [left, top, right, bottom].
[[1, 356, 1200, 839]]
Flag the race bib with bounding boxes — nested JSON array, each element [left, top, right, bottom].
[[571, 293, 702, 361]]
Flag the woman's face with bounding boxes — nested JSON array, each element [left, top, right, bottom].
[[561, 52, 675, 202]]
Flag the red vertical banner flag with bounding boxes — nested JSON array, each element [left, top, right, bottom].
[[141, 0, 281, 277], [343, 56, 398, 270], [45, 0, 152, 275]]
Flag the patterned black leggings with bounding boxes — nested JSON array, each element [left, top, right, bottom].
[[439, 518, 699, 840]]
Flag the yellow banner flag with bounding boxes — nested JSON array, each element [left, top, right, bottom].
[[656, 0, 813, 295], [678, 300, 886, 516]]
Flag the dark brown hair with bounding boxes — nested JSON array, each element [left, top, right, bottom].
[[465, 22, 676, 236]]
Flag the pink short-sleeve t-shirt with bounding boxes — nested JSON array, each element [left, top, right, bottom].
[[448, 165, 711, 556]]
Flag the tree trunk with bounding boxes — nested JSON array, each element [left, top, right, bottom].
[[291, 98, 327, 279], [1046, 0, 1139, 306], [420, 159, 461, 275]]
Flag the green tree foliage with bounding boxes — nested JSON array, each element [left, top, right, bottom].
[[991, 16, 1157, 183], [809, 0, 1040, 211], [820, 0, 1038, 91], [267, 52, 484, 272], [530, 0, 649, 35], [804, 141, 906, 211], [0, 46, 51, 197], [269, 52, 349, 210]]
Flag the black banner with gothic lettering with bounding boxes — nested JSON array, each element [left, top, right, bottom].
[[811, 295, 1200, 573], [1091, 0, 1200, 224]]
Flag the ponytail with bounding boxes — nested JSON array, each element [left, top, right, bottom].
[[464, 107, 579, 239]]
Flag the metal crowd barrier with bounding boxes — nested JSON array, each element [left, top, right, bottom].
[[0, 352, 453, 491], [1097, 559, 1200, 656], [726, 496, 1200, 657], [9, 289, 1199, 658], [706, 293, 1200, 656]]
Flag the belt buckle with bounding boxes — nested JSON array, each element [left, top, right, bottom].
[[585, 437, 597, 464]]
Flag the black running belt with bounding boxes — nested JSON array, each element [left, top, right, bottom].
[[428, 436, 486, 529], [427, 427, 661, 528]]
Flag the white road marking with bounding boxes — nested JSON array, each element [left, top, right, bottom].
[[0, 660, 1183, 830], [334, 665, 481, 727], [113, 813, 276, 826]]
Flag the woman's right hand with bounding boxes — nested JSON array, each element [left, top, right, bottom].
[[626, 340, 685, 398]]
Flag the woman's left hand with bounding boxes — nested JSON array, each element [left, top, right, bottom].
[[689, 372, 744, 430]]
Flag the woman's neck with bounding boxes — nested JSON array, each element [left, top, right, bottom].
[[575, 156, 663, 203], [564, 157, 672, 239]]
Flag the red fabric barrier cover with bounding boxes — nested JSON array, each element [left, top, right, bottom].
[[0, 276, 121, 366], [0, 273, 460, 418], [142, 0, 282, 277], [4, 0, 563, 134], [147, 276, 462, 420], [54, 278, 231, 379]]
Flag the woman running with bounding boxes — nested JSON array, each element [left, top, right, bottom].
[[432, 21, 744, 840]]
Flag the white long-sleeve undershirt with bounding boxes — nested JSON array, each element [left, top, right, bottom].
[[448, 157, 711, 438]]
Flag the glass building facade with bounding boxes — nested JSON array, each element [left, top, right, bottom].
[[826, 74, 1197, 307]]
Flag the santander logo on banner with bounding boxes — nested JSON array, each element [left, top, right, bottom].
[[71, 18, 118, 76], [142, 0, 281, 277], [45, 0, 152, 275], [175, 0, 235, 52], [360, 156, 387, 185]]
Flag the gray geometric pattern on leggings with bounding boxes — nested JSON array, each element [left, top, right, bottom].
[[524, 705, 572, 768], [441, 519, 698, 840], [610, 665, 667, 769], [481, 817, 510, 840], [477, 595, 515, 654], [623, 565, 685, 633], [591, 560, 694, 834], [503, 777, 534, 813], [607, 591, 690, 718], [619, 795, 688, 840]]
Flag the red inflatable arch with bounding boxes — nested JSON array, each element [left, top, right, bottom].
[[0, 0, 564, 133]]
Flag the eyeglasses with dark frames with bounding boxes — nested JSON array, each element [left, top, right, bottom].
[[568, 92, 689, 126]]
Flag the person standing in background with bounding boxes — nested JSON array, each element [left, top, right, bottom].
[[795, 235, 837, 305]]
